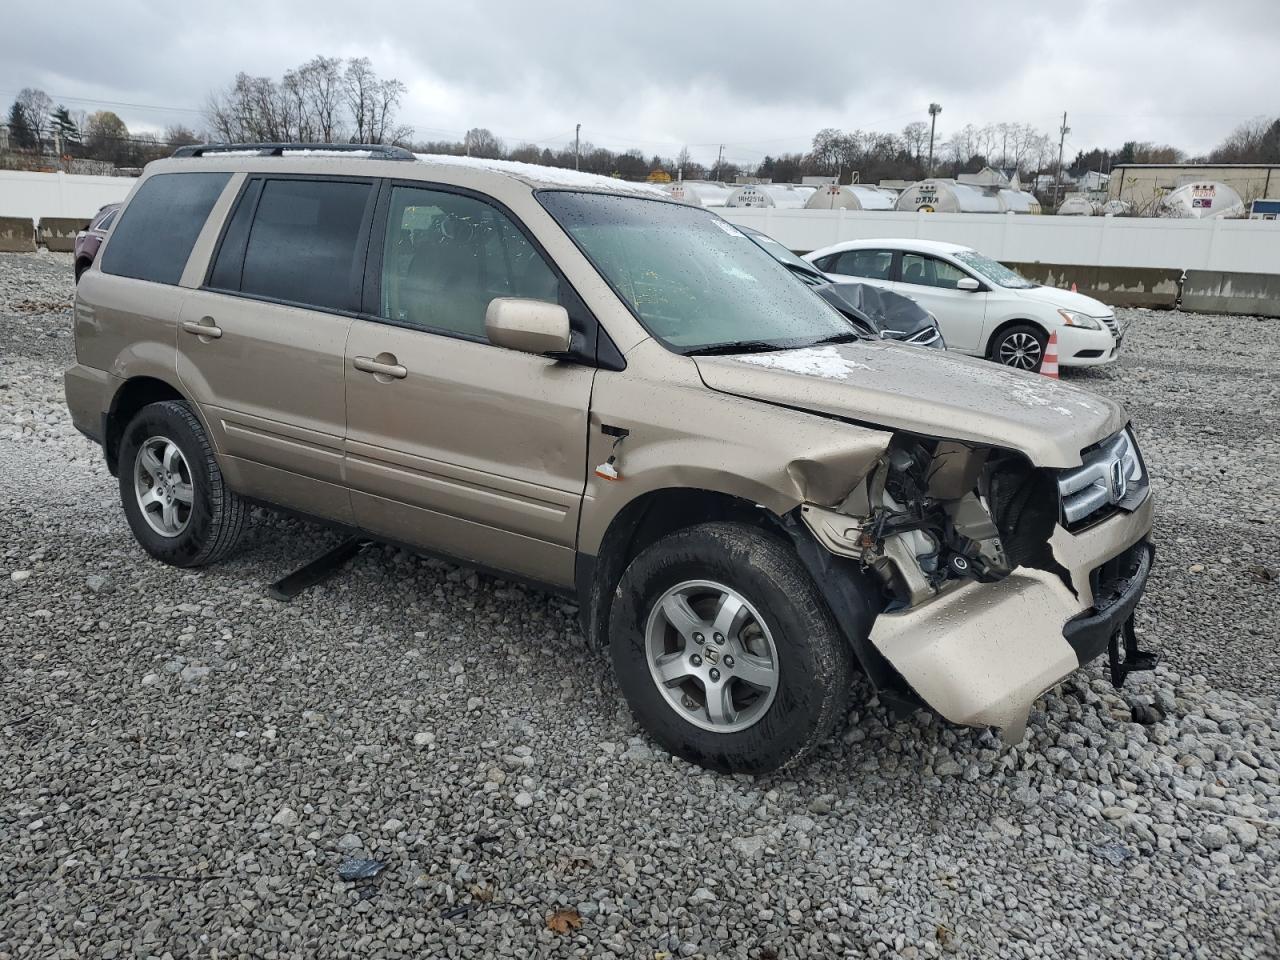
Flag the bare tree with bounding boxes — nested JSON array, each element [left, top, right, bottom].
[[285, 56, 346, 141], [901, 121, 928, 161], [464, 127, 503, 159], [204, 56, 410, 145], [163, 124, 202, 147], [343, 58, 378, 143], [17, 88, 53, 152]]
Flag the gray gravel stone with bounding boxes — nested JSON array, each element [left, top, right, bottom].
[[1, 254, 1276, 958]]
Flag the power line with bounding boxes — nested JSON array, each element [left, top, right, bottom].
[[0, 89, 205, 116]]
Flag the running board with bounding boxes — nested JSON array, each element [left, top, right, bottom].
[[267, 537, 371, 602]]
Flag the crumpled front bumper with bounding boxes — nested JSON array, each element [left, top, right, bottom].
[[868, 494, 1154, 743]]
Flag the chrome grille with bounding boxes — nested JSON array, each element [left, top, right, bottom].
[[905, 326, 941, 346], [1057, 430, 1146, 526], [1099, 314, 1119, 337]]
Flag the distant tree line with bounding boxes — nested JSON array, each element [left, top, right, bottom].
[[5, 60, 1278, 186], [4, 86, 200, 169]]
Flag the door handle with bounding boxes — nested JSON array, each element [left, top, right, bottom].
[[354, 355, 408, 380], [181, 318, 222, 339]]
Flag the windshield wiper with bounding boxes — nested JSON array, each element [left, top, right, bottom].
[[683, 339, 789, 357], [807, 330, 869, 346]]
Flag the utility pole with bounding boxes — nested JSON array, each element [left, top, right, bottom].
[[574, 123, 580, 171], [927, 103, 942, 176], [1054, 111, 1069, 210], [714, 144, 724, 181]]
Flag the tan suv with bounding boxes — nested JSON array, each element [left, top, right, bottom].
[[65, 144, 1156, 773]]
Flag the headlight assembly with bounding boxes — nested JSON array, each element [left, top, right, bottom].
[[1057, 309, 1102, 330]]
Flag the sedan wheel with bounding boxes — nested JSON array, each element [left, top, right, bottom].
[[993, 326, 1046, 371]]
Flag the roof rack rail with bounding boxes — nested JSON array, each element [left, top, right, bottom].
[[171, 142, 415, 160]]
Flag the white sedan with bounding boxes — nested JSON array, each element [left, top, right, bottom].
[[803, 239, 1121, 370]]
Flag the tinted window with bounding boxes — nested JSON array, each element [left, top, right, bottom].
[[95, 208, 118, 231], [900, 253, 969, 289], [240, 179, 373, 312], [380, 185, 559, 340], [100, 173, 230, 285], [207, 180, 263, 292], [833, 249, 892, 280]]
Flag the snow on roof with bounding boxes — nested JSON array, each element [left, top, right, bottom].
[[413, 153, 668, 197]]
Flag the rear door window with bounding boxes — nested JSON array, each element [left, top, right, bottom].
[[832, 248, 893, 280], [99, 172, 230, 285], [237, 178, 375, 312]]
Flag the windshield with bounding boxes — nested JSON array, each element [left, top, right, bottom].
[[743, 228, 820, 274], [538, 191, 852, 352], [952, 250, 1037, 289]]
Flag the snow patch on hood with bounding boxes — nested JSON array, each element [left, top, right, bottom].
[[736, 346, 873, 379]]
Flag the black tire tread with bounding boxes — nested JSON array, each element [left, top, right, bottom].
[[608, 521, 855, 774], [119, 400, 247, 567]]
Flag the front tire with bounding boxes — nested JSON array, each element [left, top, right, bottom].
[[117, 400, 247, 567], [608, 522, 854, 774], [990, 323, 1047, 371]]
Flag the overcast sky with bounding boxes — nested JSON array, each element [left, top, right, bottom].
[[3, 1, 1275, 166]]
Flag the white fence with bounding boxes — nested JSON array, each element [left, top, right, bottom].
[[0, 170, 136, 223], [717, 207, 1280, 275]]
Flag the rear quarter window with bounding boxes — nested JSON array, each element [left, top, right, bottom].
[[99, 172, 231, 285]]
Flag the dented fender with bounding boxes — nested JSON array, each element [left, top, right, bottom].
[[577, 340, 892, 555]]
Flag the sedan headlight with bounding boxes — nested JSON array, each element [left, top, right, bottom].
[[1057, 308, 1102, 330]]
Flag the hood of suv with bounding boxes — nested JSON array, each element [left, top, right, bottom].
[[693, 340, 1125, 468], [1011, 284, 1112, 316]]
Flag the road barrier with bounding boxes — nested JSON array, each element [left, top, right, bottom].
[[0, 216, 37, 252], [37, 217, 87, 253]]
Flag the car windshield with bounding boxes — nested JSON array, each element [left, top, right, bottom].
[[538, 191, 853, 352], [743, 228, 818, 274], [952, 250, 1037, 289]]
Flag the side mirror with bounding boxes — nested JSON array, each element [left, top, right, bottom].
[[956, 277, 981, 292], [485, 298, 571, 356]]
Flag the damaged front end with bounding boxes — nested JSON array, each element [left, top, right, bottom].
[[800, 431, 1156, 744]]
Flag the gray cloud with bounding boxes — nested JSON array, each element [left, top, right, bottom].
[[2, 0, 1274, 165]]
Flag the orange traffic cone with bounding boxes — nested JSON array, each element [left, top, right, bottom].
[[1070, 281, 1078, 292], [1040, 331, 1060, 379]]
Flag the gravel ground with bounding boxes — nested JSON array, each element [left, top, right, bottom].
[[1, 250, 1277, 959]]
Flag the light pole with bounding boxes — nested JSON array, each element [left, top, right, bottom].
[[927, 103, 942, 176], [1053, 111, 1070, 211], [575, 123, 580, 171]]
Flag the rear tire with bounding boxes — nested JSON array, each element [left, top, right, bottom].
[[117, 400, 247, 567], [990, 323, 1047, 371], [607, 521, 854, 774]]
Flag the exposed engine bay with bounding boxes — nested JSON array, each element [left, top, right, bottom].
[[803, 435, 1065, 609], [799, 430, 1156, 743]]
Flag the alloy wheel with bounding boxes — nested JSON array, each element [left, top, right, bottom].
[[644, 579, 780, 733], [133, 436, 194, 537], [998, 331, 1043, 370]]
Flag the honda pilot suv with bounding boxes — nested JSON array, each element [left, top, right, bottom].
[[65, 144, 1156, 773]]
